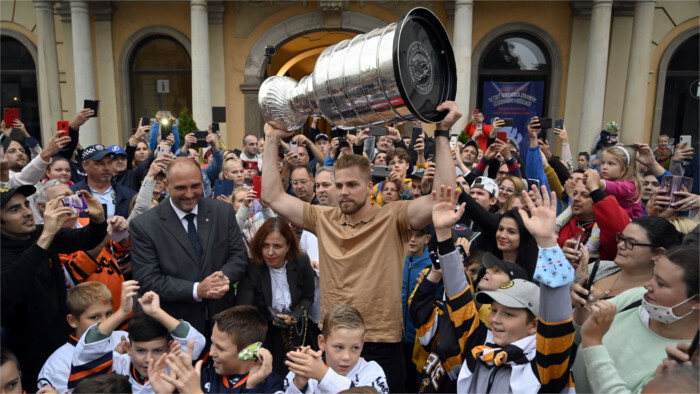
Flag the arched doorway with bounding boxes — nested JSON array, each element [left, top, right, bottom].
[[129, 35, 192, 132], [0, 34, 40, 140], [657, 32, 699, 145], [241, 11, 387, 135]]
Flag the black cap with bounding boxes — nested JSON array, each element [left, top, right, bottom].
[[315, 133, 329, 142], [82, 144, 114, 162], [482, 252, 528, 280], [1, 184, 36, 207]]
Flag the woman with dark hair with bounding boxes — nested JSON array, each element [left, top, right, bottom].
[[494, 210, 538, 279], [571, 216, 683, 325], [573, 244, 699, 392], [237, 218, 315, 376]]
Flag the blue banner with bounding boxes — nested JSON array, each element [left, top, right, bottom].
[[482, 81, 545, 155]]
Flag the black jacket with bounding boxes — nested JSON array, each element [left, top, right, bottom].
[[1, 220, 108, 388]]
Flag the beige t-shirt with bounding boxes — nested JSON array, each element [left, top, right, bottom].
[[303, 201, 413, 342]]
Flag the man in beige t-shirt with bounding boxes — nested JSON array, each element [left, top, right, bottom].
[[261, 102, 462, 392]]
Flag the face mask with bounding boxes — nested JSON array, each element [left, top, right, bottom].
[[642, 295, 697, 324]]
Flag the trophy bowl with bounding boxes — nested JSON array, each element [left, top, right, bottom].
[[258, 7, 456, 131]]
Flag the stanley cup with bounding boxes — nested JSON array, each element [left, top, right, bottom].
[[258, 7, 456, 131]]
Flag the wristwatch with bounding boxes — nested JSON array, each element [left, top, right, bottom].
[[435, 129, 450, 138]]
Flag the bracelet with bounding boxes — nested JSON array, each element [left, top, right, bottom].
[[435, 129, 450, 138]]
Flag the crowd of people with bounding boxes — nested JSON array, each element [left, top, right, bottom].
[[1, 102, 698, 394]]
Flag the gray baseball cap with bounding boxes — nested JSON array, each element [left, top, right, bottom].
[[475, 279, 540, 317]]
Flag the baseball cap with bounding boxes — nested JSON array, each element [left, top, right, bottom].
[[451, 223, 474, 240], [1, 184, 36, 207], [463, 139, 479, 151], [471, 176, 499, 198], [475, 279, 540, 317], [82, 144, 113, 162], [482, 252, 528, 280], [315, 133, 329, 142], [107, 145, 127, 156], [411, 169, 425, 179]]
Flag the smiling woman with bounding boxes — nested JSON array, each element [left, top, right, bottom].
[[571, 216, 683, 327]]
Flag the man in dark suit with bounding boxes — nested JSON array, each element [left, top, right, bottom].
[[130, 158, 248, 335]]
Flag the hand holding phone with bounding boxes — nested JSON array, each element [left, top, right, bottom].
[[253, 175, 262, 200], [57, 121, 70, 139], [83, 100, 99, 117]]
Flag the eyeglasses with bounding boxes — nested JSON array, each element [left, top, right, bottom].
[[497, 171, 509, 177], [499, 186, 515, 194], [291, 179, 311, 186], [615, 233, 659, 250]]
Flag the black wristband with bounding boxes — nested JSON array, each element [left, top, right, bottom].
[[435, 129, 450, 138]]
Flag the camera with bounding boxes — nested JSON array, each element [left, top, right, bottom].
[[338, 136, 350, 149], [265, 45, 276, 57]]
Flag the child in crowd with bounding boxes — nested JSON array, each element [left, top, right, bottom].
[[199, 305, 284, 393], [433, 185, 575, 393], [594, 145, 643, 219], [654, 134, 673, 168], [2, 348, 24, 394], [70, 281, 205, 392], [38, 282, 127, 393], [284, 305, 389, 394], [410, 248, 526, 392]]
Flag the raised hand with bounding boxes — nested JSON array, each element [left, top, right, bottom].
[[435, 101, 463, 131], [431, 185, 466, 233], [518, 185, 557, 247], [119, 280, 140, 316], [137, 291, 162, 316], [246, 347, 274, 389], [76, 190, 106, 224]]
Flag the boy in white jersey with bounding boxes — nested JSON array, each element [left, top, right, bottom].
[[70, 280, 205, 393], [284, 305, 389, 393], [38, 282, 126, 392]]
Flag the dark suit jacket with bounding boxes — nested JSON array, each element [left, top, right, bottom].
[[237, 253, 315, 324], [130, 197, 249, 333]]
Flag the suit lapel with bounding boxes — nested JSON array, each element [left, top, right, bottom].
[[262, 264, 273, 307], [160, 200, 199, 264], [286, 260, 298, 304], [197, 199, 213, 260]]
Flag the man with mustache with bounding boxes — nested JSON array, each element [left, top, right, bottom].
[[70, 145, 137, 218]]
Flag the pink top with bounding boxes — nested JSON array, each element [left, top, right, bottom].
[[603, 178, 643, 219]]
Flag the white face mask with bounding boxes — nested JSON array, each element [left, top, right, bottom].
[[642, 295, 697, 324]]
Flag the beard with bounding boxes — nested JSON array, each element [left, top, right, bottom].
[[339, 198, 366, 215]]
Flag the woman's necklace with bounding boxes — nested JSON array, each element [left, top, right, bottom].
[[605, 272, 648, 296]]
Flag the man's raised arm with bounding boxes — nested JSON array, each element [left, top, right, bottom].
[[408, 102, 462, 230], [261, 123, 306, 227]]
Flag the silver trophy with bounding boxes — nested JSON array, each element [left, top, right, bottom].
[[258, 7, 456, 131]]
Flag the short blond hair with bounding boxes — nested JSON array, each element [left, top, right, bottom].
[[322, 304, 365, 338], [334, 155, 371, 183], [67, 282, 112, 317]]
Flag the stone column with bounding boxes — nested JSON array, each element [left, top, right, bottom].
[[70, 0, 98, 145], [34, 0, 63, 143], [452, 0, 474, 134], [620, 0, 655, 142], [93, 3, 120, 146], [577, 0, 612, 154], [191, 0, 212, 129]]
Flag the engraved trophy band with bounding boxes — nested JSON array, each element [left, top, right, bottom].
[[258, 7, 457, 131]]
